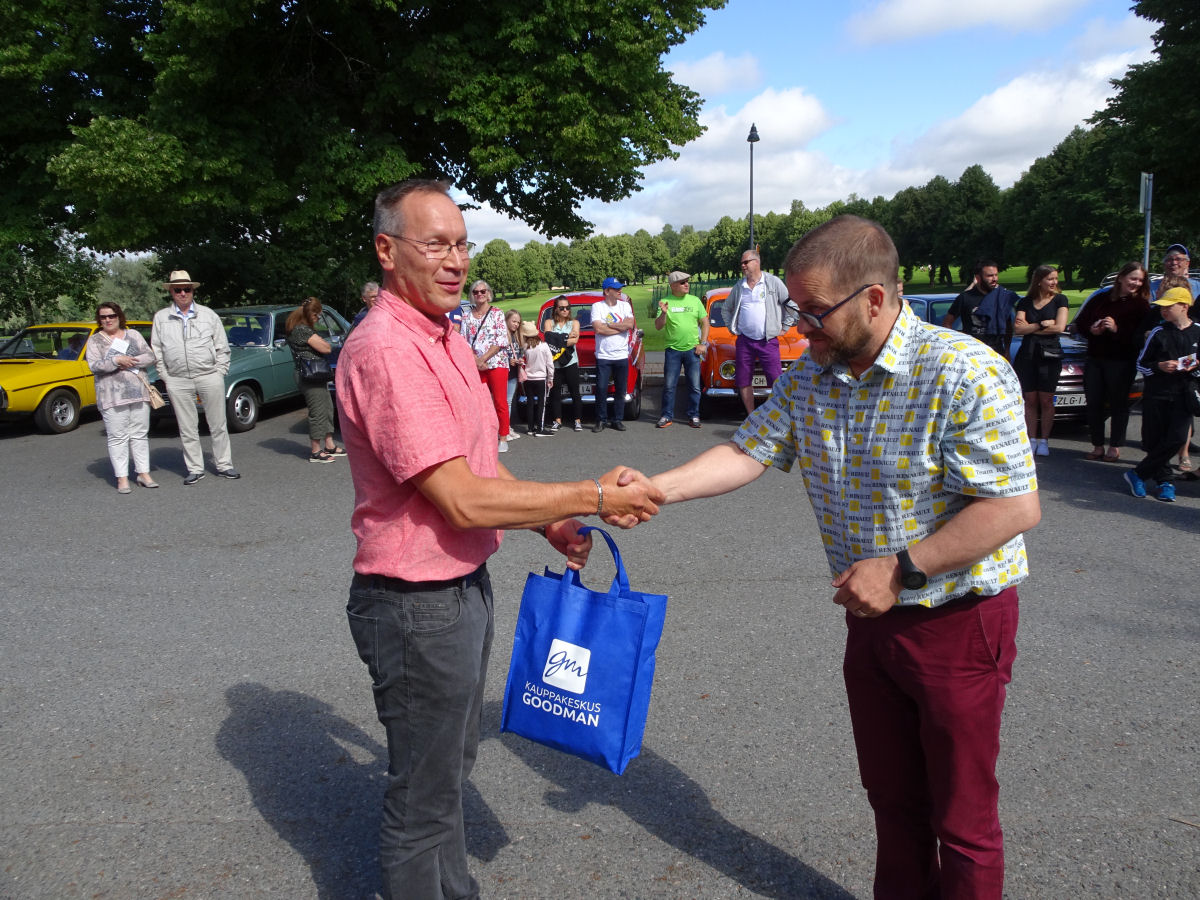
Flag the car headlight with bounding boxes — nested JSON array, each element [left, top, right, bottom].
[[718, 360, 736, 381]]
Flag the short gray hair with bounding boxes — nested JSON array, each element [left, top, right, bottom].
[[373, 179, 452, 238]]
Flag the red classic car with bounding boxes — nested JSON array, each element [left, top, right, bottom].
[[700, 288, 808, 410], [533, 292, 646, 421]]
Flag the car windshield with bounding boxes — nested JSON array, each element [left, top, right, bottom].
[[570, 305, 594, 330], [0, 327, 92, 360], [707, 299, 727, 328], [220, 313, 272, 346]]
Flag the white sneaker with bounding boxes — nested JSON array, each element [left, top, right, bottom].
[[1035, 438, 1050, 457], [498, 440, 509, 453], [505, 431, 521, 441]]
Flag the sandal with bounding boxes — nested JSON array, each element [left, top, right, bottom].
[[1105, 448, 1121, 462], [324, 445, 347, 456], [1085, 449, 1104, 460], [309, 450, 335, 464], [1178, 456, 1193, 472]]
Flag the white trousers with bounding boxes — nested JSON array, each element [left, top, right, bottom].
[[99, 402, 150, 477], [165, 372, 232, 474]]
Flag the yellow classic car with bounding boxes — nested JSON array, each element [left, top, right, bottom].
[[0, 321, 154, 433]]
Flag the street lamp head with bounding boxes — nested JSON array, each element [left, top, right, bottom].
[[747, 123, 760, 143]]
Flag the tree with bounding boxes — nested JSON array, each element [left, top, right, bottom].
[[97, 254, 164, 321], [0, 229, 103, 328], [630, 230, 668, 283], [1092, 0, 1200, 242], [470, 240, 520, 297], [515, 241, 554, 293], [5, 0, 724, 309]]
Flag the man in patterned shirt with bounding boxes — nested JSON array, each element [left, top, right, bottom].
[[641, 215, 1041, 899]]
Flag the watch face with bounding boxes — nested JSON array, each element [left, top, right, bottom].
[[902, 571, 927, 591]]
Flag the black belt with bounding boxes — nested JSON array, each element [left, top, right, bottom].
[[353, 564, 487, 594]]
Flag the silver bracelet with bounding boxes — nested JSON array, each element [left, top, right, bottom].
[[593, 477, 604, 516]]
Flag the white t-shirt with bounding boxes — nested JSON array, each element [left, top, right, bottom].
[[736, 278, 767, 340], [591, 298, 634, 360]]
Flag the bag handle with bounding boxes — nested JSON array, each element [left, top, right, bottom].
[[564, 525, 632, 599]]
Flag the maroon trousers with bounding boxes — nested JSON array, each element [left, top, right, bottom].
[[843, 587, 1019, 900]]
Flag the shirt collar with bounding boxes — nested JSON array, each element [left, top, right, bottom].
[[813, 302, 916, 384], [376, 288, 454, 344], [171, 303, 197, 318]]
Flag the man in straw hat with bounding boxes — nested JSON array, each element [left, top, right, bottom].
[[151, 270, 239, 484]]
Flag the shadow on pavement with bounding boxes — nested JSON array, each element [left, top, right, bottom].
[[483, 700, 854, 899], [216, 683, 387, 900]]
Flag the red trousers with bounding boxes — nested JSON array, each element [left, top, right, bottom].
[[843, 587, 1018, 900], [479, 366, 509, 439]]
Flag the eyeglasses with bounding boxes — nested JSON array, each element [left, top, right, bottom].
[[171, 287, 193, 294], [384, 233, 475, 260], [98, 314, 118, 320], [797, 283, 880, 330], [555, 305, 570, 311], [740, 259, 756, 267], [471, 289, 490, 295]]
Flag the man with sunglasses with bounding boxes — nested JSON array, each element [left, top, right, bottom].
[[723, 248, 791, 414], [336, 179, 663, 900], [151, 270, 238, 484], [639, 216, 1040, 899]]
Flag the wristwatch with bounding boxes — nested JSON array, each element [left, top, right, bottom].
[[896, 548, 927, 591]]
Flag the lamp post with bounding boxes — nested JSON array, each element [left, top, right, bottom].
[[747, 123, 760, 251]]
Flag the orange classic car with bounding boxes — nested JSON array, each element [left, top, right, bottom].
[[699, 288, 808, 411]]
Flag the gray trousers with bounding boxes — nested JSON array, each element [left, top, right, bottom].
[[347, 566, 494, 900]]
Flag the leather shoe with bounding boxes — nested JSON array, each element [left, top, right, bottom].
[[592, 421, 606, 433], [611, 421, 626, 431]]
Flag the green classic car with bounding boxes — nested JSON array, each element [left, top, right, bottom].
[[154, 304, 350, 432], [0, 321, 154, 433]]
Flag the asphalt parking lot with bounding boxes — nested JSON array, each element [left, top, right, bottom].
[[1, 393, 1197, 899]]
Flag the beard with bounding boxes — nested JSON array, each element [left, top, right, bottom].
[[806, 306, 875, 369]]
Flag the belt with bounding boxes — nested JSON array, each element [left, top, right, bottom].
[[353, 564, 487, 594]]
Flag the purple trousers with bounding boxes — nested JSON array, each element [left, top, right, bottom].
[[843, 587, 1019, 900]]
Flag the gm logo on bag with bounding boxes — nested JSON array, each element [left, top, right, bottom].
[[543, 639, 590, 694]]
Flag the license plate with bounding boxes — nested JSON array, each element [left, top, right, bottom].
[[1053, 393, 1087, 407], [752, 375, 767, 387], [580, 384, 594, 395]]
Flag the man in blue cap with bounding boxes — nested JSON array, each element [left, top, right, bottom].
[[1151, 244, 1200, 299], [591, 277, 636, 431]]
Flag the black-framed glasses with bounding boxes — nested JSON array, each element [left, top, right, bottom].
[[555, 304, 570, 311], [471, 288, 490, 295], [384, 233, 475, 260], [171, 287, 193, 294], [98, 313, 118, 320], [797, 283, 880, 330]]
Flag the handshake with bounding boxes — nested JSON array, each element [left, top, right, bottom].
[[595, 466, 665, 529]]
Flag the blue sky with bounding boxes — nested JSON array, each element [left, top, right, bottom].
[[462, 0, 1156, 249]]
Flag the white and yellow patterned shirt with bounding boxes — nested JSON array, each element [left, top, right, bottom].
[[733, 303, 1036, 607]]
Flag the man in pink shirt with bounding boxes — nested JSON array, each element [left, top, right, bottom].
[[335, 179, 663, 900]]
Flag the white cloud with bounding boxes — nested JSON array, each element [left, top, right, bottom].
[[670, 51, 763, 97], [848, 0, 1088, 44], [1067, 13, 1157, 58], [886, 49, 1150, 186]]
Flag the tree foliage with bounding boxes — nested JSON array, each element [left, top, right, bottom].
[[1092, 0, 1200, 244], [5, 0, 724, 307], [471, 240, 520, 297]]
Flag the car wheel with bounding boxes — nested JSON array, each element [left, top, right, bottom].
[[226, 384, 260, 432], [624, 378, 642, 420], [33, 388, 81, 434]]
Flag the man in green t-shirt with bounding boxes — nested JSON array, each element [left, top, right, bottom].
[[654, 270, 710, 428]]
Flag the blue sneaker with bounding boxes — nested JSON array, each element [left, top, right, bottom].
[[1158, 482, 1176, 502], [1123, 469, 1146, 498]]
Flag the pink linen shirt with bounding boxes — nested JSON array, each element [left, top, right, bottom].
[[336, 289, 502, 580]]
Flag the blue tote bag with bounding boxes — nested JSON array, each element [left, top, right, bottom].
[[500, 526, 668, 775]]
